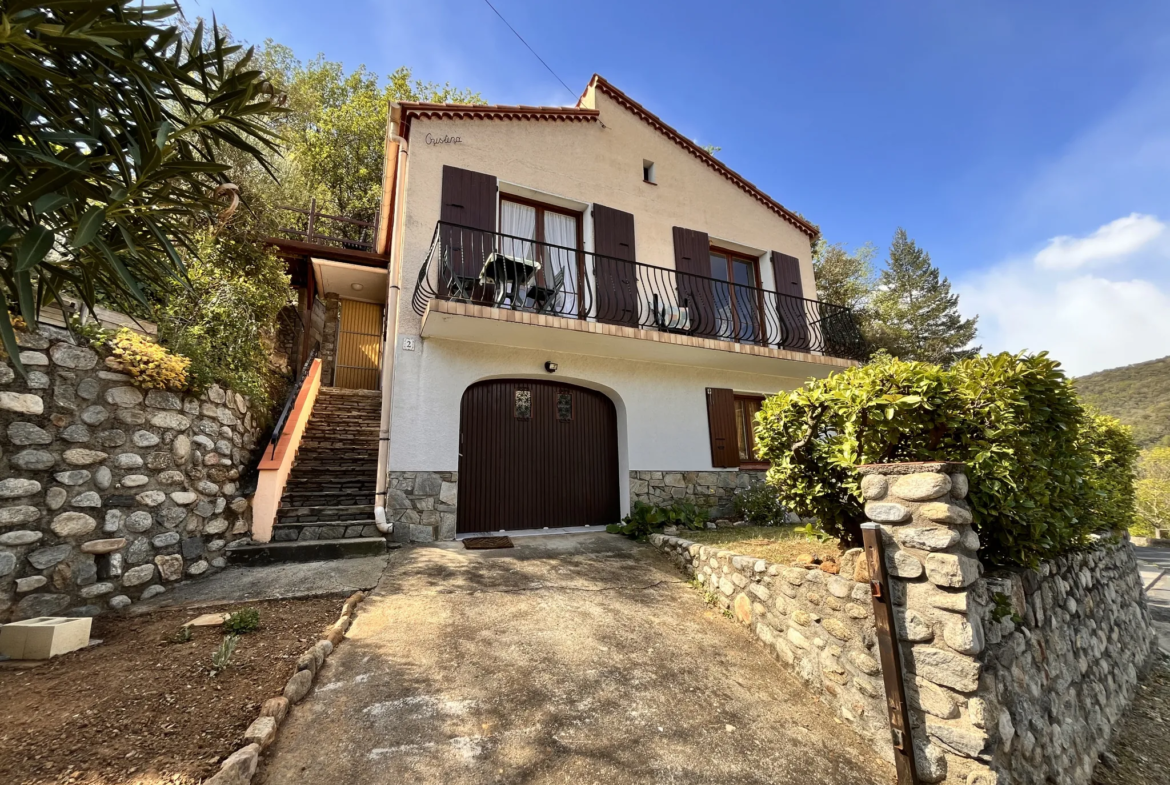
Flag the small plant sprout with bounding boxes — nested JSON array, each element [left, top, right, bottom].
[[210, 634, 240, 676]]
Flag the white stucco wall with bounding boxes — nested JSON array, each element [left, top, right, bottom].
[[389, 338, 812, 512]]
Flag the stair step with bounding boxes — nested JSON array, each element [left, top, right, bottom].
[[272, 519, 378, 529], [277, 505, 375, 522], [226, 537, 392, 565], [280, 490, 375, 501]]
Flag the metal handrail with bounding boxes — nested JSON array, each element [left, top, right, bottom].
[[269, 341, 319, 459], [412, 221, 868, 360]]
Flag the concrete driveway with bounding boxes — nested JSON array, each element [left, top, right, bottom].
[[257, 534, 893, 785]]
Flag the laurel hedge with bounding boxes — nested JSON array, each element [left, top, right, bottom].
[[755, 352, 1137, 566]]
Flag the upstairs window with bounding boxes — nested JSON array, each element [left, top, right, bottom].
[[642, 160, 656, 184]]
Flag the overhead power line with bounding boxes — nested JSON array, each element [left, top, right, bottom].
[[482, 0, 578, 103]]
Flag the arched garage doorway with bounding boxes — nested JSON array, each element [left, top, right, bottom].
[[457, 379, 620, 534]]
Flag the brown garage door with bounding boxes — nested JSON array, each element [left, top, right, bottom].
[[457, 379, 620, 534]]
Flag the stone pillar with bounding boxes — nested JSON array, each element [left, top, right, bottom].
[[859, 462, 997, 785], [320, 292, 340, 386]]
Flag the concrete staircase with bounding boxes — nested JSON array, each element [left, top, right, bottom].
[[228, 387, 389, 564], [273, 387, 383, 541]]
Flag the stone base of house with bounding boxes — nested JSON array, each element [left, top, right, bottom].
[[629, 470, 766, 519], [387, 471, 458, 543]]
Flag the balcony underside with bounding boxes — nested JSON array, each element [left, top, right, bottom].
[[420, 300, 857, 378]]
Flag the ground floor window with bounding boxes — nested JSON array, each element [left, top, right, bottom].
[[734, 395, 767, 467]]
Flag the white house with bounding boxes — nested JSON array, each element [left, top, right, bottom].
[[260, 76, 864, 547]]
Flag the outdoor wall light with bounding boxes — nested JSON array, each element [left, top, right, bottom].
[[544, 361, 558, 373], [350, 282, 364, 291]]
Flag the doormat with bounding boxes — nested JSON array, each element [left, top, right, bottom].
[[462, 536, 514, 550]]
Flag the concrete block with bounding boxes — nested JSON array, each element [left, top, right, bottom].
[[0, 616, 92, 659]]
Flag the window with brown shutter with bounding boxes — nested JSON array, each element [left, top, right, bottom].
[[734, 395, 768, 468], [440, 165, 497, 279], [770, 250, 811, 350], [705, 387, 738, 468], [593, 204, 639, 326]]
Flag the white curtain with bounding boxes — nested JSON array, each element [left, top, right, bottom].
[[500, 201, 536, 262], [543, 211, 578, 316]]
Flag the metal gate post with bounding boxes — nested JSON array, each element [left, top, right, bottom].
[[862, 522, 919, 785]]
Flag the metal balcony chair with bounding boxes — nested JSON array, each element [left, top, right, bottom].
[[526, 267, 566, 315], [441, 249, 478, 302]]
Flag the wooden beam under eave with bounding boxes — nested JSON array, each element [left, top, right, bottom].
[[265, 237, 390, 269], [376, 137, 400, 256]]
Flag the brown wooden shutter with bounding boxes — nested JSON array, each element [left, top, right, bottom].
[[771, 251, 810, 350], [706, 387, 738, 468], [593, 204, 639, 326], [673, 226, 717, 338], [441, 165, 497, 277]]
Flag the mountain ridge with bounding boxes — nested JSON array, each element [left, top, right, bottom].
[[1075, 355, 1170, 449]]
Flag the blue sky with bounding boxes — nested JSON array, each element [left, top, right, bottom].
[[193, 0, 1170, 374]]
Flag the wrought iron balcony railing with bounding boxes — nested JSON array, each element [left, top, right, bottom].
[[275, 198, 378, 253], [413, 221, 868, 361]]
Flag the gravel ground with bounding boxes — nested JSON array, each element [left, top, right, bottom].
[[1093, 653, 1170, 785], [0, 597, 342, 785]]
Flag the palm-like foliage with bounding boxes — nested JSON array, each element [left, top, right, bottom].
[[0, 0, 284, 373]]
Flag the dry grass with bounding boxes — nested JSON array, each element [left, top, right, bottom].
[[684, 525, 844, 566]]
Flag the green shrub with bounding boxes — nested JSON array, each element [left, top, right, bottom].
[[662, 501, 709, 531], [755, 351, 1138, 566], [106, 329, 191, 391], [223, 607, 261, 635], [155, 221, 292, 410], [607, 501, 663, 540], [607, 500, 711, 539], [733, 483, 789, 526]]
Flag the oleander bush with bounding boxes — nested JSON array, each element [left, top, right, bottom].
[[755, 351, 1138, 566]]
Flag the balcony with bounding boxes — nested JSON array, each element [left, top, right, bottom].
[[269, 199, 386, 268], [412, 222, 867, 371]]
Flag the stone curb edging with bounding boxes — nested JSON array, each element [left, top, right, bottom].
[[202, 590, 367, 785]]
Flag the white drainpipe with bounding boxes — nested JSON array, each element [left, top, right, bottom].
[[374, 116, 409, 534]]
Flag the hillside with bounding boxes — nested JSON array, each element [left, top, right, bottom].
[[1075, 356, 1170, 449]]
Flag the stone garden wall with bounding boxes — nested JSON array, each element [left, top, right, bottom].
[[0, 326, 260, 621], [979, 542, 1152, 784], [650, 532, 894, 763], [653, 462, 1155, 785], [629, 469, 765, 519], [386, 470, 457, 542]]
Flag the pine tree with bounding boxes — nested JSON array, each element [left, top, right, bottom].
[[869, 228, 980, 364]]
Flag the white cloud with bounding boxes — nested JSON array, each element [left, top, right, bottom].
[[1033, 213, 1165, 270], [960, 214, 1170, 376]]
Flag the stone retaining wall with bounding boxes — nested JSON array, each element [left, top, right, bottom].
[[980, 542, 1152, 784], [630, 469, 765, 518], [1, 327, 260, 621], [650, 533, 894, 763], [386, 470, 457, 542], [653, 461, 1155, 785]]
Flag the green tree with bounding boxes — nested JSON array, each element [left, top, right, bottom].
[[869, 228, 979, 365], [154, 214, 292, 408], [242, 46, 485, 223], [812, 240, 877, 312], [0, 2, 283, 372], [1135, 446, 1170, 536]]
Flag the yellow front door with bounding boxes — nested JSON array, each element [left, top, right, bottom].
[[335, 299, 383, 390]]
